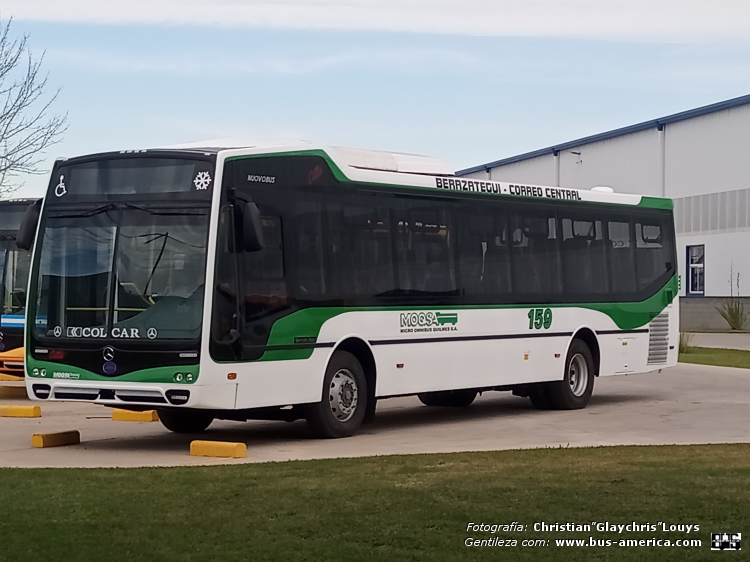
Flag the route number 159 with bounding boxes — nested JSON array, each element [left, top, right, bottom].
[[528, 308, 553, 330]]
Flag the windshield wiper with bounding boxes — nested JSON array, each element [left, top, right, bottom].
[[53, 202, 206, 220], [120, 202, 207, 217], [52, 203, 119, 220], [142, 232, 170, 296]]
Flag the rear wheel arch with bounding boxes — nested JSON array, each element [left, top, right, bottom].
[[527, 333, 597, 411], [571, 327, 600, 377]]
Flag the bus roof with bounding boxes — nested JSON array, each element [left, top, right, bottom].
[[54, 143, 671, 210], [155, 139, 456, 176], [0, 198, 39, 206], [217, 143, 671, 210]]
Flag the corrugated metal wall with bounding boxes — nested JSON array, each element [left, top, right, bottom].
[[462, 155, 557, 186], [664, 105, 750, 199], [557, 129, 663, 195], [460, 103, 750, 297]]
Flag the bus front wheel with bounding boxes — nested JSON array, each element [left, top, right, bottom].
[[158, 409, 215, 433], [305, 351, 367, 439]]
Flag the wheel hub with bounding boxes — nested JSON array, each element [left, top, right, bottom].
[[329, 369, 358, 422], [568, 353, 589, 397]]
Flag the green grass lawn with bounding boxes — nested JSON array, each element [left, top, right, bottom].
[[1, 444, 748, 562], [679, 346, 750, 369]]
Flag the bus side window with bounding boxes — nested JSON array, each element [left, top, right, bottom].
[[457, 209, 510, 299], [635, 220, 670, 291], [510, 210, 562, 296], [561, 217, 608, 294], [293, 208, 326, 298], [394, 204, 457, 296], [607, 220, 636, 295], [327, 201, 394, 301]]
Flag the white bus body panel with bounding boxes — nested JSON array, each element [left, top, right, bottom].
[[221, 305, 677, 411]]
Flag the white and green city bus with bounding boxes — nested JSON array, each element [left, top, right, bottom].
[[20, 144, 678, 437]]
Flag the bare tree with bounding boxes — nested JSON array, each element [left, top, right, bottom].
[[0, 17, 67, 196]]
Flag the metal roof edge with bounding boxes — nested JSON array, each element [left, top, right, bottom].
[[457, 93, 750, 175]]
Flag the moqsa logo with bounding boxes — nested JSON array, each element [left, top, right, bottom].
[[399, 311, 458, 331]]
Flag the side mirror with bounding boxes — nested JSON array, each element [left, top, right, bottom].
[[16, 199, 42, 251], [241, 201, 264, 252]]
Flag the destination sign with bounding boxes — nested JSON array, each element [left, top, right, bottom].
[[47, 156, 215, 202], [434, 177, 582, 201]]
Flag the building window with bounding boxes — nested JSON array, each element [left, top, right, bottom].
[[687, 245, 704, 296]]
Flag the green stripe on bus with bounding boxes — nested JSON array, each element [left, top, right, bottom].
[[638, 196, 673, 210], [257, 275, 678, 362]]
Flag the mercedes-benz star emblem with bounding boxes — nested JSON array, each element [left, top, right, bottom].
[[103, 346, 115, 362]]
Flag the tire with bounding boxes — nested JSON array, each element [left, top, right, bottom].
[[158, 409, 215, 433], [417, 389, 477, 408], [363, 396, 377, 425], [545, 339, 595, 410], [528, 384, 554, 410], [305, 350, 367, 439]]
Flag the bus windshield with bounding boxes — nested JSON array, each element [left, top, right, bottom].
[[34, 204, 209, 342]]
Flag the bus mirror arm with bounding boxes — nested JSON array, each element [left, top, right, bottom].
[[241, 201, 264, 252], [226, 326, 241, 345], [16, 199, 42, 251], [228, 312, 241, 344]]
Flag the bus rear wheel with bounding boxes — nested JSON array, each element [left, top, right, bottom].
[[540, 339, 595, 410], [158, 409, 215, 433], [305, 350, 367, 439], [418, 389, 477, 408]]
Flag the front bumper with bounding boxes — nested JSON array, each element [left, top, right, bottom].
[[26, 380, 237, 410]]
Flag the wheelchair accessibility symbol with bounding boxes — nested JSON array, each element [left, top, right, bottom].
[[55, 175, 67, 197]]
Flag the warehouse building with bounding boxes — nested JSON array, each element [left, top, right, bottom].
[[457, 94, 750, 330]]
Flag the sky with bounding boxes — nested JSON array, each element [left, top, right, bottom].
[[5, 0, 750, 198]]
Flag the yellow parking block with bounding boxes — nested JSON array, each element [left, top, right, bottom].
[[112, 409, 159, 422], [0, 405, 40, 418], [0, 385, 27, 398], [0, 373, 24, 382], [190, 440, 247, 459], [32, 430, 81, 448]]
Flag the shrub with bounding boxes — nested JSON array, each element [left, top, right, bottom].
[[679, 332, 694, 354], [716, 266, 748, 331], [716, 299, 748, 331]]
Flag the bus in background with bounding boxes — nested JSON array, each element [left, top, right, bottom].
[[0, 199, 36, 380], [19, 144, 678, 437]]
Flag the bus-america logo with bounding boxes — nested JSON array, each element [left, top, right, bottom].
[[400, 311, 458, 333]]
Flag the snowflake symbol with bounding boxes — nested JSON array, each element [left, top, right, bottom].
[[193, 171, 212, 190]]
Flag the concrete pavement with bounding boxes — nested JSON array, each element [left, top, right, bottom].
[[689, 332, 750, 351], [1, 362, 748, 469]]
